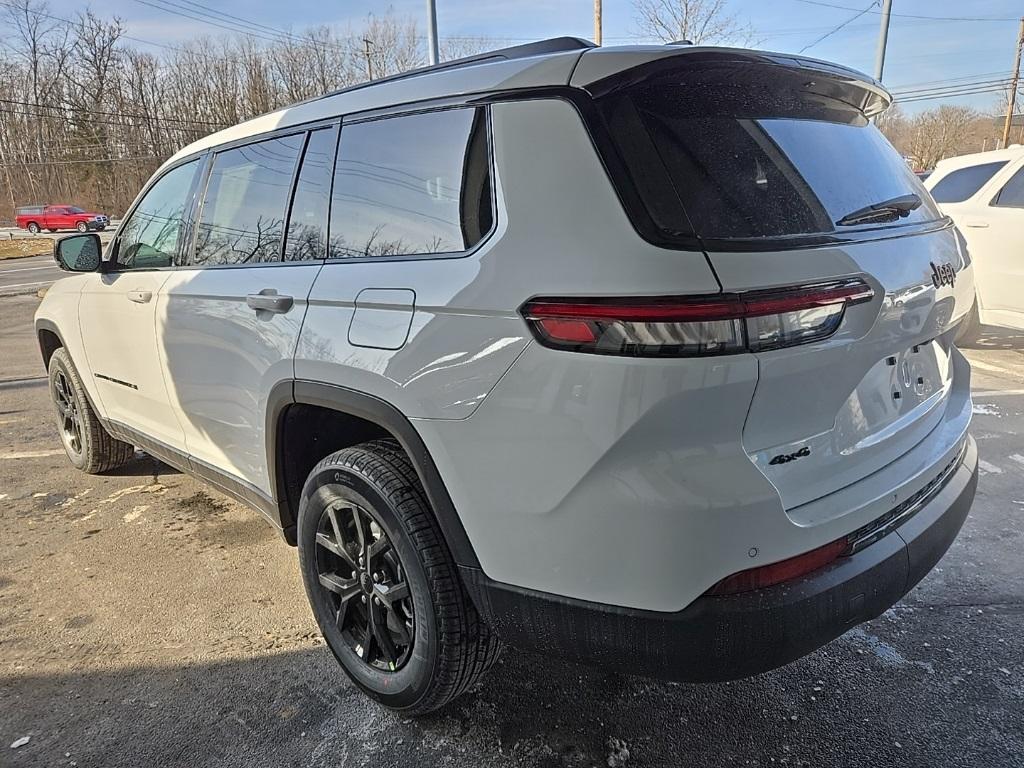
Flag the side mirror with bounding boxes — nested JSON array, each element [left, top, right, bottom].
[[54, 233, 101, 272]]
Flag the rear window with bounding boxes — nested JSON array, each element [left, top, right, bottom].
[[594, 63, 941, 244], [929, 161, 1008, 203]]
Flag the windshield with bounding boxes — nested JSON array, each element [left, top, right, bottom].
[[68, 206, 86, 213], [595, 64, 942, 243]]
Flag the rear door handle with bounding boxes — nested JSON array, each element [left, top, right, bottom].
[[127, 290, 152, 303], [246, 290, 293, 314], [963, 219, 989, 228]]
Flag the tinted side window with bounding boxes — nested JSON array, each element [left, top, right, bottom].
[[991, 166, 1024, 207], [283, 127, 336, 262], [116, 159, 199, 270], [192, 134, 304, 266], [930, 161, 1008, 203], [329, 107, 492, 258]]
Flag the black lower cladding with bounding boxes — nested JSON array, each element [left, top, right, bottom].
[[461, 438, 977, 683]]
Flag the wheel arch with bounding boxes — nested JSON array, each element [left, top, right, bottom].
[[267, 380, 480, 569], [36, 321, 63, 368]]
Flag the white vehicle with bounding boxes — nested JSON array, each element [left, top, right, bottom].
[[36, 39, 978, 714], [925, 146, 1024, 336]]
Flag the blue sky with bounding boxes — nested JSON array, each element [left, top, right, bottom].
[[58, 0, 1023, 114]]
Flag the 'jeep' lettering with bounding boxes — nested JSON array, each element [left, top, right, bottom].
[[930, 261, 956, 289]]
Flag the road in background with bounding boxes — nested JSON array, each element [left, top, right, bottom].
[[0, 254, 65, 296], [0, 292, 1022, 768]]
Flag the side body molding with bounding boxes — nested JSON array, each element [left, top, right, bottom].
[[267, 379, 480, 568]]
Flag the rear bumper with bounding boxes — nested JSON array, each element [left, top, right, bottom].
[[462, 435, 977, 682]]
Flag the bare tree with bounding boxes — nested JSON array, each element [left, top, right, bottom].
[[633, 0, 757, 45], [905, 106, 981, 170]]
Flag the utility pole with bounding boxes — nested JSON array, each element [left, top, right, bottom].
[[363, 38, 374, 80], [594, 0, 602, 45], [873, 0, 893, 81], [426, 0, 439, 65], [1002, 17, 1024, 149]]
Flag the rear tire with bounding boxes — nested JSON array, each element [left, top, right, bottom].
[[26, 222, 39, 234], [47, 348, 135, 473], [955, 298, 982, 346], [297, 439, 500, 715]]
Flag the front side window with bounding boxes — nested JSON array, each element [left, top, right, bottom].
[[991, 166, 1024, 207], [115, 159, 200, 270], [283, 127, 336, 262], [930, 161, 1009, 204], [192, 134, 304, 266], [329, 107, 492, 258]]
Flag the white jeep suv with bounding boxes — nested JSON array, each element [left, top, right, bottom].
[[36, 39, 979, 714]]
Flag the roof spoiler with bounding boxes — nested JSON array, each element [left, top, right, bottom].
[[576, 48, 892, 118]]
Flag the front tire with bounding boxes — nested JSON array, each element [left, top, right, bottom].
[[297, 439, 500, 715], [48, 348, 134, 473], [76, 221, 88, 233]]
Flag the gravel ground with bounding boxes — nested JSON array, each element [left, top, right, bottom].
[[1, 292, 1022, 768]]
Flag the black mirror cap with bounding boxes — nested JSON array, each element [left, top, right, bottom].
[[53, 233, 102, 273]]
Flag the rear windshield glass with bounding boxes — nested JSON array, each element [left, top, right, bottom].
[[929, 161, 1008, 203], [595, 63, 941, 242]]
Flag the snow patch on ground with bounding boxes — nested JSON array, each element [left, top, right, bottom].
[[973, 403, 1000, 416]]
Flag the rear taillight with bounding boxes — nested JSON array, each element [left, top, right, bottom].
[[704, 539, 847, 596], [521, 279, 874, 357]]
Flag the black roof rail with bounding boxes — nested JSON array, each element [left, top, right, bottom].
[[316, 36, 595, 102]]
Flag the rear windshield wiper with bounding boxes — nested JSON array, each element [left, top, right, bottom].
[[836, 194, 922, 227]]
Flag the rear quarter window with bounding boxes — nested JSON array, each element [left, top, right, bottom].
[[328, 107, 493, 259], [929, 161, 1009, 204]]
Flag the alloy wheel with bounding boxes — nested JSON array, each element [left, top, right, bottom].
[[53, 369, 83, 456], [314, 500, 415, 671]]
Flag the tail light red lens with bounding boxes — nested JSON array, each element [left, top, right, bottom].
[[521, 279, 874, 357], [705, 539, 847, 596]]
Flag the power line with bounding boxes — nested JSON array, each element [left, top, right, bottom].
[[799, 1, 878, 53], [893, 77, 1014, 97], [889, 70, 1008, 90], [791, 0, 1017, 23], [895, 85, 1014, 105], [0, 98, 226, 127]]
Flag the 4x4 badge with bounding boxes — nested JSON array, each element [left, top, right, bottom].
[[930, 261, 955, 289], [769, 446, 811, 466]]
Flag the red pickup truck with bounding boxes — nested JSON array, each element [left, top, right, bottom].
[[15, 204, 109, 234]]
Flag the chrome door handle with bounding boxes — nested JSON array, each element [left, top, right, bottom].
[[963, 219, 989, 228], [246, 290, 293, 314], [127, 290, 152, 303]]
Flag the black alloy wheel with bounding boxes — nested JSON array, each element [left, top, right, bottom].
[[314, 499, 415, 671], [52, 368, 83, 459]]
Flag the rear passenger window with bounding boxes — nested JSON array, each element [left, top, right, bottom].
[[991, 166, 1024, 207], [930, 161, 1008, 203], [283, 127, 336, 261], [329, 107, 492, 258], [192, 134, 304, 266]]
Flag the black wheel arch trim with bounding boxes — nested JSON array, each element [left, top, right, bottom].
[[267, 380, 481, 569]]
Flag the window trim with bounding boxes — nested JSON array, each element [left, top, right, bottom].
[[281, 123, 341, 263], [321, 103, 498, 265]]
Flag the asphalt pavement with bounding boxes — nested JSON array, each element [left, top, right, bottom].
[[0, 292, 1022, 768], [0, 254, 64, 296]]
